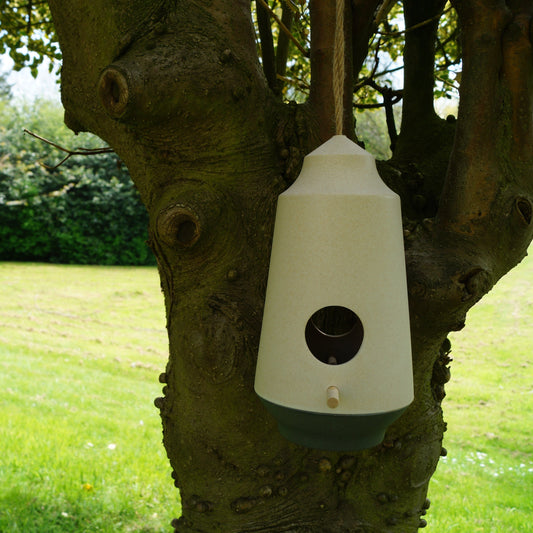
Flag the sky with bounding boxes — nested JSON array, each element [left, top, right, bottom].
[[1, 54, 60, 103]]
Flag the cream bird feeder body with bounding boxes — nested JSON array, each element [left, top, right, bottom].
[[255, 135, 413, 451]]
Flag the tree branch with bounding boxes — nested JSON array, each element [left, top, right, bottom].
[[373, 0, 399, 27], [377, 6, 452, 37], [355, 65, 404, 91], [256, 0, 308, 57], [23, 129, 113, 170], [277, 73, 310, 92], [275, 2, 294, 79], [353, 95, 402, 109], [256, 0, 277, 92], [12, 20, 54, 31], [5, 182, 78, 206], [389, 0, 455, 184], [437, 2, 533, 237], [384, 92, 398, 150], [351, 0, 383, 79], [398, 0, 447, 136], [437, 2, 511, 231], [360, 79, 401, 148], [27, 0, 33, 32], [501, 5, 533, 159]]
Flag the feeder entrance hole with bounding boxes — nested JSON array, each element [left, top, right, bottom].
[[305, 305, 364, 365]]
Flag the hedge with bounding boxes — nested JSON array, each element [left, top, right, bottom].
[[0, 98, 155, 265]]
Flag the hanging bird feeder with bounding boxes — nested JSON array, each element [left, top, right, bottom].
[[254, 135, 413, 451]]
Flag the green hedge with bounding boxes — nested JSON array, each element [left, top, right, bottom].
[[0, 99, 155, 265]]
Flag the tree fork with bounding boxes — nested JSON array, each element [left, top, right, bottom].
[[438, 1, 533, 264], [45, 1, 533, 532], [391, 0, 455, 217], [406, 1, 533, 404], [47, 1, 450, 531], [400, 0, 447, 131]]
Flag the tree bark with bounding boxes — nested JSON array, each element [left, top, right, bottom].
[[46, 1, 533, 531], [351, 0, 384, 79], [391, 0, 454, 219]]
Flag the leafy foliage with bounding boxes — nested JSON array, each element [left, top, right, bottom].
[[250, 1, 460, 150], [253, 0, 311, 101], [0, 1, 463, 264], [0, 99, 155, 265], [0, 1, 461, 100], [434, 6, 461, 99], [0, 70, 13, 99], [0, 1, 462, 153], [0, 0, 61, 76]]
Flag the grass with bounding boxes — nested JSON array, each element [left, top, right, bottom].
[[0, 263, 179, 532], [427, 253, 533, 532], [0, 259, 531, 532]]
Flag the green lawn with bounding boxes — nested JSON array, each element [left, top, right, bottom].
[[0, 259, 531, 532], [0, 263, 178, 532], [427, 254, 533, 532]]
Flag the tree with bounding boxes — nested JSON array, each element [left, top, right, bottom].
[[0, 70, 12, 99], [0, 0, 60, 77], [0, 99, 154, 265], [4, 0, 533, 531]]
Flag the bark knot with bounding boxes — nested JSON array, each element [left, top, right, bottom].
[[98, 66, 130, 119], [459, 268, 492, 300], [515, 197, 532, 226], [156, 205, 201, 248]]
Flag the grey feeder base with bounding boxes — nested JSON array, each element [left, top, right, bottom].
[[260, 398, 409, 451]]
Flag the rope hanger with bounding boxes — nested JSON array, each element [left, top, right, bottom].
[[333, 0, 345, 136]]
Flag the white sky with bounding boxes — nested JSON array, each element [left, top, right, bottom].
[[1, 54, 60, 103]]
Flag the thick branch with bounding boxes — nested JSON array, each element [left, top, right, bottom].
[[399, 0, 447, 135], [392, 0, 455, 214], [408, 2, 533, 343], [275, 3, 293, 79], [256, 0, 277, 92], [501, 5, 533, 159], [257, 0, 308, 57], [437, 2, 533, 237], [351, 0, 382, 78]]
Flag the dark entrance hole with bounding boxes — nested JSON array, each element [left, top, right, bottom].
[[176, 218, 199, 246], [305, 305, 364, 365]]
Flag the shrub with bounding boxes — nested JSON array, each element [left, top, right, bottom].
[[0, 98, 155, 265]]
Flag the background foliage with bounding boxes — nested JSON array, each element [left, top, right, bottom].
[[0, 1, 461, 267], [0, 0, 60, 77], [0, 96, 155, 265], [0, 73, 397, 266]]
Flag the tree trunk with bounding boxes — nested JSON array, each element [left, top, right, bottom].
[[47, 1, 533, 531]]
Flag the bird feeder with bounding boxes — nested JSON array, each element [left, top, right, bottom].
[[254, 135, 413, 451]]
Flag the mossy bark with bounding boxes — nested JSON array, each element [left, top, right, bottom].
[[47, 1, 533, 531]]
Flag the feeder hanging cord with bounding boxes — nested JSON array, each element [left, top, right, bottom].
[[333, 0, 345, 135]]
